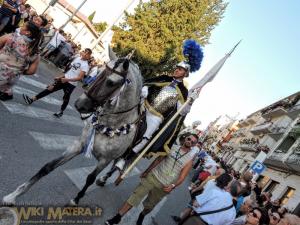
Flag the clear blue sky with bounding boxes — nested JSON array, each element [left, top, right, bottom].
[[185, 0, 300, 127], [74, 0, 300, 128]]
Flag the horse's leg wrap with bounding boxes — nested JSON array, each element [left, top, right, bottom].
[[73, 159, 109, 204]]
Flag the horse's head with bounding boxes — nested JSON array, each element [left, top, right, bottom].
[[75, 50, 142, 115]]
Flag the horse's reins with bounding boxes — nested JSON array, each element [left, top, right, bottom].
[[81, 61, 139, 120]]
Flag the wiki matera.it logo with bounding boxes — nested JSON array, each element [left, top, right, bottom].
[[0, 206, 103, 225]]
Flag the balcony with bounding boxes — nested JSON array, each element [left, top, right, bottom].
[[222, 145, 234, 152], [250, 122, 273, 135], [265, 151, 300, 173], [246, 118, 256, 125], [267, 126, 287, 141], [232, 128, 246, 138], [262, 107, 288, 119], [237, 120, 249, 128], [240, 143, 257, 152], [289, 124, 300, 138], [287, 104, 300, 120]]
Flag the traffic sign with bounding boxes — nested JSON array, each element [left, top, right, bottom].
[[251, 160, 266, 174]]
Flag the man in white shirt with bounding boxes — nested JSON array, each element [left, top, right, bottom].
[[190, 173, 236, 225], [23, 48, 92, 118]]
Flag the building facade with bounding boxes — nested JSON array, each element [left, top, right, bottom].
[[27, 0, 105, 57], [218, 92, 300, 214]]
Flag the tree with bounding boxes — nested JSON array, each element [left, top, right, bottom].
[[112, 0, 228, 78], [93, 21, 108, 33], [88, 11, 96, 23]]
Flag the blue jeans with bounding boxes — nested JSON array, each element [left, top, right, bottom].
[[83, 76, 97, 85], [0, 13, 11, 32]]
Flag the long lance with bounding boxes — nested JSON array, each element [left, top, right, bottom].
[[120, 40, 241, 180]]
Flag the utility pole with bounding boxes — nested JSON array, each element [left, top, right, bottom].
[[42, 0, 59, 15], [60, 0, 89, 30], [91, 0, 137, 50]]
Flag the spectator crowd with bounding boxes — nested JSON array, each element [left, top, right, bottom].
[[0, 0, 104, 103], [169, 141, 300, 225]]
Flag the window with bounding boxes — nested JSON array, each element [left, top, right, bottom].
[[256, 175, 270, 189], [264, 180, 279, 193], [276, 136, 296, 153], [280, 187, 295, 205], [293, 202, 300, 217]]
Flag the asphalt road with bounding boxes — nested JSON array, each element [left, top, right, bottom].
[[0, 61, 193, 225]]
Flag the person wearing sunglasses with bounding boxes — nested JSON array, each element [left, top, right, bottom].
[[105, 132, 198, 225], [231, 197, 257, 225], [245, 207, 269, 225], [269, 212, 281, 225]]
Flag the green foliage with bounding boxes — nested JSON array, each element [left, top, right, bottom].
[[112, 0, 228, 78], [93, 22, 108, 33], [88, 11, 96, 23]]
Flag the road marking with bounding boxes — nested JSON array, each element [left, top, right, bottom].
[[29, 131, 78, 151], [121, 196, 167, 225], [1, 101, 83, 127], [64, 164, 141, 193], [19, 76, 47, 89], [13, 86, 73, 110]]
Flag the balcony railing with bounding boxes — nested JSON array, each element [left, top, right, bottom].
[[237, 120, 250, 128], [246, 118, 256, 124], [287, 104, 300, 120], [250, 122, 273, 135], [266, 151, 300, 172], [262, 107, 288, 119], [232, 128, 246, 138], [240, 143, 258, 152], [267, 126, 287, 141], [289, 124, 300, 138], [240, 138, 259, 145]]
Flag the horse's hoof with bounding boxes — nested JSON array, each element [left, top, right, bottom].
[[96, 179, 106, 187], [114, 176, 123, 186], [69, 199, 78, 206], [2, 195, 16, 206]]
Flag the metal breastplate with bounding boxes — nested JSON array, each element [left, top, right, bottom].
[[147, 85, 179, 115]]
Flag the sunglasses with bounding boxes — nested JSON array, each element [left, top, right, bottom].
[[270, 213, 280, 221], [185, 137, 197, 145], [250, 210, 260, 219]]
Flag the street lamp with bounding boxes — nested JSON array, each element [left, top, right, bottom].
[[60, 0, 89, 30]]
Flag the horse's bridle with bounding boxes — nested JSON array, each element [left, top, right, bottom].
[[81, 59, 138, 120], [105, 64, 128, 78]]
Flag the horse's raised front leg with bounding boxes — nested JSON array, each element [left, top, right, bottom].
[[2, 124, 91, 205], [71, 158, 110, 205]]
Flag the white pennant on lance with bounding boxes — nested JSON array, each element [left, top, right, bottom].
[[188, 40, 242, 96]]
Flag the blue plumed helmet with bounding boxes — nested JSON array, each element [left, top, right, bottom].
[[176, 39, 204, 76]]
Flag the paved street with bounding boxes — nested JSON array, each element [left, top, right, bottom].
[[0, 62, 192, 225]]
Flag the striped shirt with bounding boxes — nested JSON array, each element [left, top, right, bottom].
[[152, 145, 194, 186]]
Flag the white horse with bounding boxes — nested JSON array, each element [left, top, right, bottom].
[[3, 51, 143, 205]]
